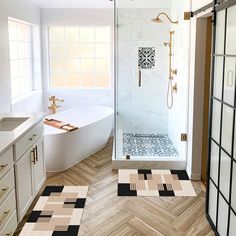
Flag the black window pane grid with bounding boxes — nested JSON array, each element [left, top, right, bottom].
[[207, 2, 236, 235]]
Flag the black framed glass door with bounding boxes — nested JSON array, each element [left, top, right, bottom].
[[207, 1, 236, 235]]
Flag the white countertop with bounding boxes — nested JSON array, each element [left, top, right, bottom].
[[0, 113, 45, 156]]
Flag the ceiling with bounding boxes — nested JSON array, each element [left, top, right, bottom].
[[29, 0, 114, 8], [29, 0, 173, 9]]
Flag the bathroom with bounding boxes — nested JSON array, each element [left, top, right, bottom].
[[0, 0, 235, 235]]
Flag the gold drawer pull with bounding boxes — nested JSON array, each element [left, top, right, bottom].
[[34, 146, 38, 162], [31, 150, 36, 165], [0, 210, 11, 225], [0, 164, 8, 173], [0, 187, 9, 200]]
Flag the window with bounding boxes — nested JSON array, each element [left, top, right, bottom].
[[8, 19, 34, 100], [48, 26, 111, 88]]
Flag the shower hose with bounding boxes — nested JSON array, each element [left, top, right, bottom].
[[167, 79, 173, 109]]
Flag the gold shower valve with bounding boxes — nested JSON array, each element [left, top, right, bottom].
[[172, 83, 178, 93], [171, 69, 178, 75]]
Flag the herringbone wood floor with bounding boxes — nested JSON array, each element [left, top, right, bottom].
[[15, 138, 215, 236]]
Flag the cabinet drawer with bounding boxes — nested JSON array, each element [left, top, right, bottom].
[[15, 122, 44, 161], [0, 190, 16, 231], [0, 210, 17, 236], [0, 169, 14, 205], [0, 148, 13, 180]]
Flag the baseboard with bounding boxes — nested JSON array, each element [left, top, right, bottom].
[[112, 159, 186, 170]]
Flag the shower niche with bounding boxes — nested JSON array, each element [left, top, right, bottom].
[[113, 0, 189, 169]]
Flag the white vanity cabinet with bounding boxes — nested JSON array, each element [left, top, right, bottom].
[[15, 149, 34, 222], [15, 124, 45, 222], [0, 118, 45, 235], [0, 148, 16, 235]]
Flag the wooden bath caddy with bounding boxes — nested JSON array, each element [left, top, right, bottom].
[[44, 118, 78, 132]]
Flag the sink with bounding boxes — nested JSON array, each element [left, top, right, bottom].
[[0, 117, 29, 131]]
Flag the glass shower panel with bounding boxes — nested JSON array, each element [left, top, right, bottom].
[[219, 150, 231, 201], [215, 10, 225, 54], [221, 105, 233, 154], [229, 210, 236, 236], [115, 0, 188, 160], [210, 141, 219, 184], [213, 57, 223, 99], [226, 5, 236, 55], [218, 194, 229, 236], [211, 100, 221, 143], [208, 180, 218, 225], [223, 57, 236, 106], [231, 161, 236, 212], [207, 3, 236, 234]]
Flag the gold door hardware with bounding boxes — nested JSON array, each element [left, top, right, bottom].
[[0, 164, 8, 173], [48, 96, 64, 115], [184, 12, 193, 20], [138, 70, 142, 87], [171, 69, 177, 76], [0, 187, 9, 200], [0, 210, 11, 225], [172, 83, 178, 93], [181, 133, 188, 141]]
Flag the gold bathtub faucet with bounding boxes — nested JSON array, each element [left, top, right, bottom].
[[48, 96, 64, 114]]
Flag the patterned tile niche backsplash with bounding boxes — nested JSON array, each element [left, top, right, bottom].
[[138, 47, 156, 69]]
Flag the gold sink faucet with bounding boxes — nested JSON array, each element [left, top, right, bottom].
[[48, 96, 64, 114]]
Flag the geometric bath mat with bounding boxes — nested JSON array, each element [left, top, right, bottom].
[[118, 169, 196, 197], [20, 186, 88, 236]]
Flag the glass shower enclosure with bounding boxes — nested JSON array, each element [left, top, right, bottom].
[[114, 0, 190, 165]]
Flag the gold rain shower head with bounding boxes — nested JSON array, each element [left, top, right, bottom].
[[152, 12, 178, 24]]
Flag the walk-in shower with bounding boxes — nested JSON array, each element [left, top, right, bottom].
[[114, 0, 190, 168]]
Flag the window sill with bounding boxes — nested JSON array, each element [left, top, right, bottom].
[[47, 87, 112, 92]]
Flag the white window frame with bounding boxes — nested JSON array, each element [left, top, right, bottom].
[[47, 26, 112, 90], [8, 17, 35, 103]]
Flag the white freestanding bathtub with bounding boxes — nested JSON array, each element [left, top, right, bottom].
[[44, 106, 113, 172]]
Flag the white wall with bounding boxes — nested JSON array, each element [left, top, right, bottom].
[[192, 0, 213, 12], [40, 9, 114, 113], [168, 0, 191, 159], [117, 8, 170, 134], [188, 4, 213, 180], [0, 0, 44, 113]]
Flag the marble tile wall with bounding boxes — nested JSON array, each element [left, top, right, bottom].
[[168, 0, 191, 157], [117, 8, 171, 134]]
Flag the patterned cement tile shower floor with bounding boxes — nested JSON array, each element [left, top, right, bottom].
[[123, 133, 179, 157]]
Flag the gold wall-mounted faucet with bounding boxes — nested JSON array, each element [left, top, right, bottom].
[[48, 96, 64, 115]]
